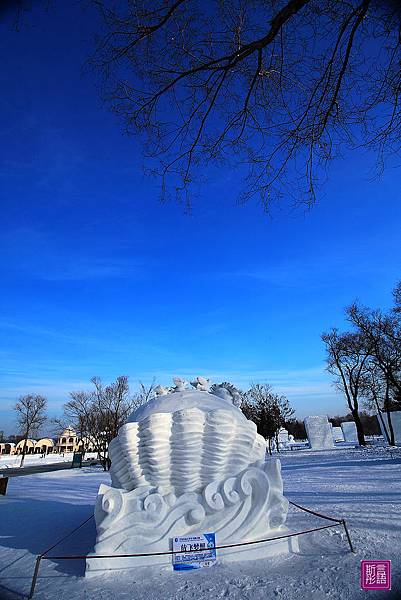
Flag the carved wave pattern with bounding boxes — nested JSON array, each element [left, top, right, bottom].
[[109, 408, 266, 496], [94, 459, 289, 555]]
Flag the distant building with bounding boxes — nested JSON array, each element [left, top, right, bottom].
[[0, 428, 102, 455], [55, 427, 82, 453], [34, 438, 55, 454], [14, 439, 36, 454], [13, 439, 55, 454], [0, 442, 15, 455]]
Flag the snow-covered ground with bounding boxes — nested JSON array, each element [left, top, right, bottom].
[[0, 452, 98, 469], [0, 446, 400, 599]]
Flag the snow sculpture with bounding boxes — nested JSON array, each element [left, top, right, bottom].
[[154, 385, 169, 396], [378, 411, 401, 445], [341, 421, 358, 443], [87, 382, 295, 576], [278, 427, 289, 441], [172, 377, 188, 392], [332, 426, 344, 442], [276, 428, 290, 450], [209, 382, 243, 408], [304, 416, 334, 450], [190, 376, 210, 391], [278, 428, 289, 442]]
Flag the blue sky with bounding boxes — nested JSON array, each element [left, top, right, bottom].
[[1, 3, 400, 434]]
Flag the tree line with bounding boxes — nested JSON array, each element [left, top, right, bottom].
[[13, 379, 299, 466], [15, 288, 400, 472], [12, 378, 156, 469], [322, 280, 401, 446]]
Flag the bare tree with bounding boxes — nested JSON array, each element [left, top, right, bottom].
[[62, 376, 156, 469], [60, 389, 96, 456], [347, 297, 401, 444], [322, 329, 369, 445], [134, 379, 158, 407], [14, 394, 47, 467], [88, 0, 401, 209], [348, 306, 401, 393], [242, 383, 294, 454], [359, 360, 395, 444]]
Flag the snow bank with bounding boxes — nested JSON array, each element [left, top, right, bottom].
[[1, 446, 401, 600]]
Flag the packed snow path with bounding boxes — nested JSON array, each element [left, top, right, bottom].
[[0, 452, 99, 471], [0, 446, 400, 599]]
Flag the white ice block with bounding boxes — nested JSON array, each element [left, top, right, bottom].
[[332, 426, 344, 442], [340, 421, 358, 442], [304, 416, 334, 450]]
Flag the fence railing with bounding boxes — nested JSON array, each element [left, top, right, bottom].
[[28, 500, 355, 599]]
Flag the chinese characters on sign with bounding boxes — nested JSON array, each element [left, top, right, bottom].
[[361, 560, 391, 590], [172, 533, 217, 571]]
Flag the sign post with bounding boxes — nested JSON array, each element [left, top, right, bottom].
[[71, 452, 83, 468], [0, 475, 9, 495], [172, 532, 217, 571]]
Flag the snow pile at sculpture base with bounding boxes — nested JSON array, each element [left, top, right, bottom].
[[1, 444, 401, 600]]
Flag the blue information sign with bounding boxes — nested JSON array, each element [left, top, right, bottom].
[[172, 532, 217, 571]]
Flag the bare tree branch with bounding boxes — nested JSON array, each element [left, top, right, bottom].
[[90, 0, 400, 208]]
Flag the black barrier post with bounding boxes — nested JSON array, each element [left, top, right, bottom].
[[0, 476, 8, 495], [27, 513, 94, 598], [341, 519, 356, 554], [28, 556, 42, 600]]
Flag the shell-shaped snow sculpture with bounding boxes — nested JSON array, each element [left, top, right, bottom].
[[109, 388, 266, 496]]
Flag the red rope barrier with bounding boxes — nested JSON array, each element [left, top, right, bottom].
[[41, 514, 94, 558], [288, 500, 343, 523], [43, 523, 338, 561], [28, 498, 354, 599]]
